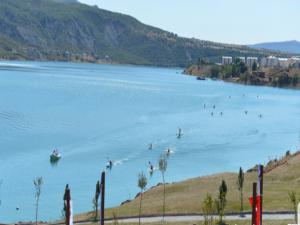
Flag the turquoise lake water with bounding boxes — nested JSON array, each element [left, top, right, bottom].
[[0, 62, 299, 222]]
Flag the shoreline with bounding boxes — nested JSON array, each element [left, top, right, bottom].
[[184, 64, 300, 90], [0, 59, 184, 70]]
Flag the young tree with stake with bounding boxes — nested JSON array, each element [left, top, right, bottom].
[[215, 179, 227, 225], [33, 177, 43, 225], [159, 154, 168, 221], [202, 193, 214, 225], [288, 191, 298, 223], [93, 181, 101, 221], [237, 167, 244, 216], [137, 172, 147, 225]]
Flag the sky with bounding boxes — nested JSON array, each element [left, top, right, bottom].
[[78, 0, 299, 45]]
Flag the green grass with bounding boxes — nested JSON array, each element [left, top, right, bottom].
[[76, 152, 300, 222]]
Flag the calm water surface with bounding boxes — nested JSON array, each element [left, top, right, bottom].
[[0, 62, 299, 222]]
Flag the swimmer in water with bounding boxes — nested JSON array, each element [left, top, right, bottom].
[[106, 158, 113, 169], [177, 128, 182, 138], [148, 161, 154, 176], [166, 148, 171, 156]]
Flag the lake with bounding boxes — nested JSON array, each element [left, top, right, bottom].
[[0, 62, 299, 222]]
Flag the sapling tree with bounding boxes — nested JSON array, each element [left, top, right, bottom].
[[288, 191, 298, 223], [137, 172, 147, 225], [33, 177, 43, 225], [215, 179, 227, 225], [93, 181, 101, 220], [159, 154, 168, 221], [202, 193, 214, 225], [237, 167, 244, 216]]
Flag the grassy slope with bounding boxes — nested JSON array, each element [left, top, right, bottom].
[[76, 152, 300, 221]]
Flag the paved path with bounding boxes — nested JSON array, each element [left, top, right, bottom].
[[108, 214, 294, 223], [70, 213, 295, 224]]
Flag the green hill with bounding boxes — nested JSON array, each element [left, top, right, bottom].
[[0, 0, 281, 66]]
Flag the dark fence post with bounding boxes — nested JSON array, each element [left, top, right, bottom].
[[252, 182, 257, 225], [258, 165, 263, 225], [64, 184, 71, 225], [100, 171, 105, 225]]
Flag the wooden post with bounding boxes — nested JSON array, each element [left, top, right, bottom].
[[65, 185, 71, 225], [252, 182, 257, 225], [258, 165, 264, 225], [100, 171, 105, 225]]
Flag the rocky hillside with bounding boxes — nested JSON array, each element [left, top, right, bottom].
[[0, 0, 280, 66]]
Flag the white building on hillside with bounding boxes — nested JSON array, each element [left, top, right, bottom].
[[261, 56, 300, 68], [290, 57, 300, 68], [260, 57, 267, 67], [278, 58, 290, 68], [222, 56, 233, 65], [290, 57, 300, 64], [267, 56, 279, 67], [237, 57, 246, 63], [246, 57, 258, 69]]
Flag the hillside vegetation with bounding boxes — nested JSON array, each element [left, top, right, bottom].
[[0, 0, 279, 66], [184, 61, 300, 88]]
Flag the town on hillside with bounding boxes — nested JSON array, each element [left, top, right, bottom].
[[185, 55, 300, 88], [221, 55, 300, 69]]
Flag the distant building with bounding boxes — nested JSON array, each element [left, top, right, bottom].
[[246, 57, 258, 69], [222, 56, 233, 65], [260, 57, 267, 67], [266, 56, 279, 67], [236, 57, 246, 63], [289, 57, 300, 68], [278, 58, 290, 68]]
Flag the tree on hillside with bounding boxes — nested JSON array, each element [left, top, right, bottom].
[[92, 181, 101, 221], [288, 191, 298, 223], [197, 57, 209, 69], [252, 62, 258, 71], [33, 177, 43, 225], [159, 154, 168, 221], [292, 74, 299, 87], [240, 62, 248, 73], [197, 57, 201, 70], [215, 180, 227, 225], [210, 65, 221, 78], [237, 167, 244, 216], [202, 193, 214, 225], [137, 172, 147, 225], [234, 58, 247, 74]]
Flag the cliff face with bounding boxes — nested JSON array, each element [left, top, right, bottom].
[[0, 0, 277, 66]]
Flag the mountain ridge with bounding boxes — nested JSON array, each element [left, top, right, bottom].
[[250, 40, 300, 54], [0, 0, 284, 66]]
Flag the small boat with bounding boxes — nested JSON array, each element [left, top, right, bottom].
[[196, 76, 206, 80], [50, 151, 61, 162]]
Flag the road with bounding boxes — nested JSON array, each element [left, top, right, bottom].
[[69, 213, 295, 224]]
